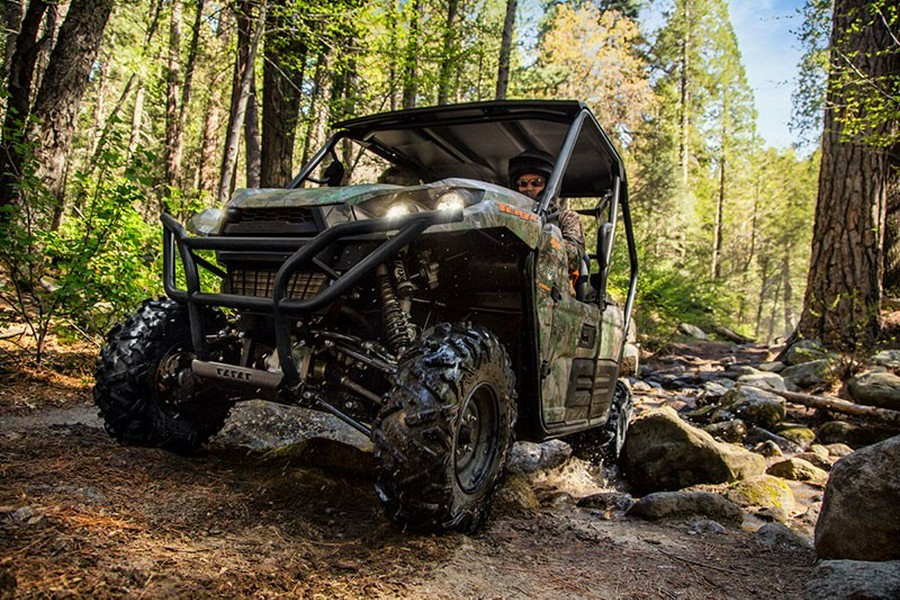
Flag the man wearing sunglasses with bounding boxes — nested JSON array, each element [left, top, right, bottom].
[[508, 149, 586, 277]]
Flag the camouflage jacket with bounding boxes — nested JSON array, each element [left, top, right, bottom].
[[556, 208, 586, 272]]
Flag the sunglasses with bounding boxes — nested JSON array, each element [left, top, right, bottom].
[[516, 177, 545, 189]]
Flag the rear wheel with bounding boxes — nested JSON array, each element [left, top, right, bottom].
[[94, 298, 233, 454], [374, 323, 517, 533]]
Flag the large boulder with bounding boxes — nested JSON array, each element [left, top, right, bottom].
[[678, 323, 708, 340], [846, 371, 900, 411], [626, 491, 744, 526], [718, 386, 786, 430], [815, 434, 900, 561], [806, 560, 900, 600], [622, 407, 766, 494], [873, 350, 900, 369]]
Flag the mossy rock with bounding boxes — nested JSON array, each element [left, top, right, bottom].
[[725, 475, 796, 514], [777, 427, 817, 450]]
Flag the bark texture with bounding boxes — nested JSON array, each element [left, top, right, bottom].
[[495, 0, 516, 100], [29, 0, 115, 226], [796, 0, 898, 351]]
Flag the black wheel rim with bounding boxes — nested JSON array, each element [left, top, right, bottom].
[[155, 345, 198, 416], [453, 382, 500, 493]]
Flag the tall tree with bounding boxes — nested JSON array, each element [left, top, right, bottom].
[[164, 0, 184, 190], [401, 0, 420, 108], [495, 0, 516, 100], [437, 0, 460, 105], [28, 0, 116, 229], [218, 0, 267, 204], [261, 0, 307, 187], [795, 0, 899, 351]]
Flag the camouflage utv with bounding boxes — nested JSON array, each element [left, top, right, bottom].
[[94, 100, 638, 533]]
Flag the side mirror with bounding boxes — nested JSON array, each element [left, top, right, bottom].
[[187, 207, 223, 236]]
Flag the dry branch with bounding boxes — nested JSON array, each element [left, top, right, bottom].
[[756, 386, 900, 427]]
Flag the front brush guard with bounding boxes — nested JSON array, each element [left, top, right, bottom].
[[161, 208, 462, 388]]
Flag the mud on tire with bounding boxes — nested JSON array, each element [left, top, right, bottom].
[[374, 323, 517, 533], [94, 298, 232, 454]]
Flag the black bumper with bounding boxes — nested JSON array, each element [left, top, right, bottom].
[[161, 208, 462, 385]]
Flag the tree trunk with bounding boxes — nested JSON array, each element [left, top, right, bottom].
[[794, 0, 895, 352], [300, 53, 328, 167], [882, 149, 900, 296], [401, 0, 419, 109], [28, 0, 115, 229], [1, 0, 23, 82], [129, 83, 145, 156], [0, 0, 50, 214], [712, 121, 726, 279], [782, 249, 794, 338], [437, 0, 459, 105], [678, 0, 691, 186], [495, 0, 516, 100], [164, 0, 184, 191], [218, 0, 266, 205], [245, 78, 261, 188], [260, 0, 306, 187]]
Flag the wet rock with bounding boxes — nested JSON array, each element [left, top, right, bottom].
[[776, 426, 816, 450], [783, 339, 831, 366], [725, 475, 796, 515], [781, 359, 835, 389], [816, 434, 900, 561], [703, 420, 747, 443], [767, 458, 828, 483], [495, 476, 540, 513], [719, 386, 786, 430], [847, 371, 900, 411], [752, 440, 783, 458], [272, 438, 374, 477], [806, 560, 900, 600], [678, 323, 708, 340], [507, 440, 572, 475], [622, 407, 766, 494], [576, 492, 635, 513], [216, 401, 367, 451], [627, 491, 743, 526], [755, 522, 812, 548], [874, 350, 900, 369]]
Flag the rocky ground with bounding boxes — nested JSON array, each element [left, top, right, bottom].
[[5, 332, 896, 598]]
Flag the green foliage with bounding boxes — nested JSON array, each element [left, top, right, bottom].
[[0, 135, 160, 362]]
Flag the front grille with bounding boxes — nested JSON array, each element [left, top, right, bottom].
[[227, 269, 327, 299], [230, 207, 315, 224]]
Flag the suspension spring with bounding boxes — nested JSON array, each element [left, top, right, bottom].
[[377, 263, 413, 356]]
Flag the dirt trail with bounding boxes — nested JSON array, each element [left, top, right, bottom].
[[0, 343, 814, 599]]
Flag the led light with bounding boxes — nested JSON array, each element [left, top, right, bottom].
[[384, 202, 413, 219], [436, 191, 467, 212]]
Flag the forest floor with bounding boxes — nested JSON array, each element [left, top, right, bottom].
[[0, 337, 814, 599]]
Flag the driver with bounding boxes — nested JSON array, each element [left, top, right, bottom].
[[508, 149, 586, 272]]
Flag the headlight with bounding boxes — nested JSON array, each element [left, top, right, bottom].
[[384, 201, 414, 219], [435, 190, 467, 212]]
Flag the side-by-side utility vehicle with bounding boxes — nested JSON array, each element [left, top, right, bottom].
[[94, 100, 638, 532]]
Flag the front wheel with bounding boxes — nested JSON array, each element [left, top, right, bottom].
[[374, 323, 517, 533], [94, 298, 233, 454]]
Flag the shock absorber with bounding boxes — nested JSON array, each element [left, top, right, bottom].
[[377, 263, 414, 356]]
